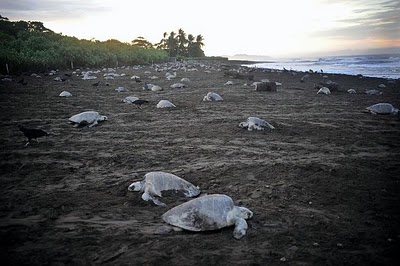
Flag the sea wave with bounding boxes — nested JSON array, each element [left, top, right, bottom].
[[244, 54, 400, 79]]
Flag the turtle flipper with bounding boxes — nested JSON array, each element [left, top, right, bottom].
[[142, 191, 166, 206], [151, 198, 167, 207], [233, 218, 248, 239], [88, 120, 99, 128]]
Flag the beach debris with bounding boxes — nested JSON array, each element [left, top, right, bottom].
[[18, 125, 49, 146], [317, 87, 331, 94], [157, 100, 176, 108], [378, 84, 386, 88], [225, 81, 234, 85], [128, 171, 200, 206], [181, 78, 191, 83], [203, 92, 223, 102], [170, 83, 185, 89], [239, 117, 275, 131], [366, 103, 399, 115], [347, 89, 357, 94], [254, 81, 277, 92], [115, 86, 129, 92], [68, 111, 108, 127], [162, 194, 253, 239], [59, 91, 72, 97], [365, 89, 382, 95], [130, 75, 141, 80], [122, 96, 139, 103]]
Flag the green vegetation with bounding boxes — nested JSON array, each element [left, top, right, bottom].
[[0, 16, 207, 74]]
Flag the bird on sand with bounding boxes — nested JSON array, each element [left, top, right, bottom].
[[132, 99, 149, 109], [18, 125, 49, 146], [134, 77, 142, 83]]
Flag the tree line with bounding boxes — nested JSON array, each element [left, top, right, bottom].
[[0, 16, 206, 74]]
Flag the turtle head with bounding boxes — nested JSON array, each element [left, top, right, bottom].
[[100, 115, 108, 121], [238, 122, 248, 129], [237, 206, 253, 219], [128, 181, 144, 192]]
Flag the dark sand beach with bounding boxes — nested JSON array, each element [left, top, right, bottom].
[[0, 60, 399, 265]]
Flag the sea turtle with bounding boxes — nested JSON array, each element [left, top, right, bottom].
[[366, 103, 399, 115], [157, 100, 176, 108], [59, 91, 72, 97], [170, 83, 185, 89], [115, 86, 129, 92], [128, 171, 200, 206], [203, 92, 223, 101], [239, 117, 275, 131], [123, 96, 139, 103], [162, 194, 253, 239], [317, 87, 331, 94], [151, 85, 163, 92], [365, 89, 382, 95], [68, 111, 108, 127]]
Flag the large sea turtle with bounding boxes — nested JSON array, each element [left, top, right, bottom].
[[68, 111, 107, 127], [317, 87, 331, 94], [239, 117, 275, 131], [59, 91, 72, 97], [162, 194, 253, 239], [203, 92, 223, 101], [366, 103, 399, 115], [122, 96, 139, 103], [157, 100, 176, 108], [128, 171, 200, 206]]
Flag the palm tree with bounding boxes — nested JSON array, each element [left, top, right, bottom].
[[177, 28, 188, 57], [167, 31, 178, 57], [195, 34, 204, 48]]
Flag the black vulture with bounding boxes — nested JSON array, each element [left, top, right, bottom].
[[132, 99, 149, 109], [18, 125, 49, 146]]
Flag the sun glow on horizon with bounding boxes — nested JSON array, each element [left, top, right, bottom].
[[2, 0, 399, 57]]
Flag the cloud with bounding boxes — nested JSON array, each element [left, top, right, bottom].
[[312, 0, 400, 40], [0, 0, 111, 20]]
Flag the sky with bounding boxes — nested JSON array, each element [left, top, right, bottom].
[[1, 0, 399, 58]]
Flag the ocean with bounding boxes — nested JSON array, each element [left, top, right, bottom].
[[244, 54, 400, 79]]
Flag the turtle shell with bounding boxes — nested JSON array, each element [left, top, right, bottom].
[[144, 171, 200, 198], [59, 91, 72, 97], [366, 103, 398, 114], [162, 194, 236, 231], [69, 111, 102, 124], [157, 100, 176, 108], [203, 92, 223, 101], [123, 96, 139, 103]]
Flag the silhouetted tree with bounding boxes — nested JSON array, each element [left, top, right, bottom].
[[131, 36, 153, 48]]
